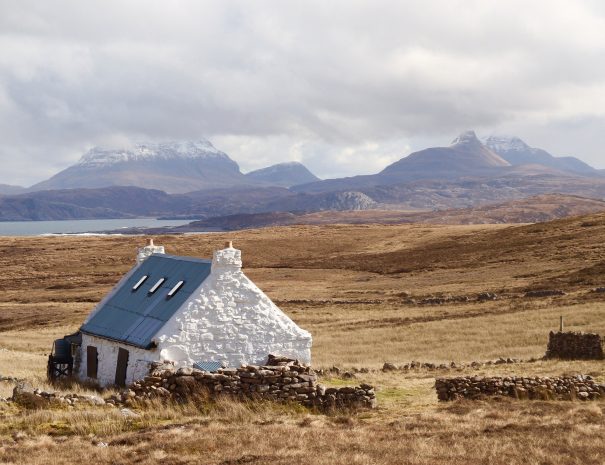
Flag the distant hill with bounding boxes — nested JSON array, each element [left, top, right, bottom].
[[29, 140, 255, 194], [245, 162, 320, 187], [0, 186, 185, 221], [0, 184, 26, 196], [0, 196, 132, 221], [0, 185, 376, 221], [170, 194, 605, 230], [484, 136, 597, 175]]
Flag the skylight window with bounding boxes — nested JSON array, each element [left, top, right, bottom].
[[148, 278, 165, 294], [132, 275, 148, 291], [167, 281, 185, 298]]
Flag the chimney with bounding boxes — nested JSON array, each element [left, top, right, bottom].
[[136, 238, 165, 264], [212, 242, 242, 272]]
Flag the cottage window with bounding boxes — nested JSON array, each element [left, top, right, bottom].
[[167, 280, 185, 298], [148, 278, 165, 294], [132, 275, 148, 291], [86, 346, 98, 379]]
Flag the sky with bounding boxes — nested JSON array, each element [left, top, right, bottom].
[[1, 0, 605, 186]]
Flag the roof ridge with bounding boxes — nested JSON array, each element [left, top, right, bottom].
[[151, 253, 212, 263]]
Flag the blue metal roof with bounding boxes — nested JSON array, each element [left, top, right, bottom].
[[80, 254, 212, 349]]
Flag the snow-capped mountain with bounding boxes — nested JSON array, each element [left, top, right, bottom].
[[484, 135, 596, 175], [245, 162, 320, 188], [78, 140, 226, 167], [30, 139, 252, 194]]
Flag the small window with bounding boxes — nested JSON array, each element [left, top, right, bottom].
[[148, 277, 165, 294], [132, 275, 148, 291], [167, 280, 185, 298]]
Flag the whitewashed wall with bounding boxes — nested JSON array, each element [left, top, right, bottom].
[[155, 246, 312, 368], [78, 333, 159, 387]]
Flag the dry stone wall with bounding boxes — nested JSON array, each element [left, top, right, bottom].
[[436, 375, 605, 401], [108, 358, 376, 411], [545, 331, 604, 360]]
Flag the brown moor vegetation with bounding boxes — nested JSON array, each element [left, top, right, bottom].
[[0, 212, 604, 464]]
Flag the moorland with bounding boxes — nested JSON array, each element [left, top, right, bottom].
[[0, 214, 604, 464]]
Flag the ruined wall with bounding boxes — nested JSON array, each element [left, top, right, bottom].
[[545, 331, 604, 360], [108, 358, 376, 411], [436, 375, 605, 401]]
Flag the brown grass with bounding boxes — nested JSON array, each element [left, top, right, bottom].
[[1, 213, 605, 463]]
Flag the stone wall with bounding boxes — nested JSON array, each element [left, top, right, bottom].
[[108, 357, 376, 411], [436, 375, 605, 401], [545, 331, 604, 360]]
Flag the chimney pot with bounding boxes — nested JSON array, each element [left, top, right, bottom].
[[225, 241, 233, 249], [148, 238, 154, 246]]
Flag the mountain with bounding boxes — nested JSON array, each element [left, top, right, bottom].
[[245, 162, 320, 187], [0, 184, 26, 195], [293, 130, 512, 193], [7, 131, 605, 222], [29, 140, 254, 194], [484, 136, 597, 175], [381, 130, 510, 177]]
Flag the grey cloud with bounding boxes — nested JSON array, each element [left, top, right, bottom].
[[1, 0, 604, 186]]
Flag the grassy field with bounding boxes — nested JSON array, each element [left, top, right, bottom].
[[0, 214, 604, 464]]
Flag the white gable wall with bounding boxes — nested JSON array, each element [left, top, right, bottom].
[[155, 246, 312, 368]]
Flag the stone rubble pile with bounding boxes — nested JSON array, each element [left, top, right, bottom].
[[107, 357, 377, 411], [377, 357, 528, 373], [11, 383, 105, 408], [406, 293, 499, 306], [545, 331, 604, 360], [436, 375, 605, 401]]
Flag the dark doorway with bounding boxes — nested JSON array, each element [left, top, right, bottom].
[[86, 346, 98, 378], [115, 347, 129, 386]]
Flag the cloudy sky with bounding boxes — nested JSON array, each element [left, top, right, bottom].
[[1, 0, 604, 186]]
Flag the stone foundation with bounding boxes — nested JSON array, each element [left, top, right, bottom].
[[545, 331, 604, 360], [436, 375, 605, 401]]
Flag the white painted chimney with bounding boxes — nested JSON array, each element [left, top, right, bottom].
[[211, 241, 242, 272], [136, 238, 165, 264]]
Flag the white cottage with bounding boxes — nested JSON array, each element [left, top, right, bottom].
[[52, 241, 312, 387]]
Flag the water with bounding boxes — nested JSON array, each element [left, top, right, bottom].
[[0, 218, 194, 236]]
